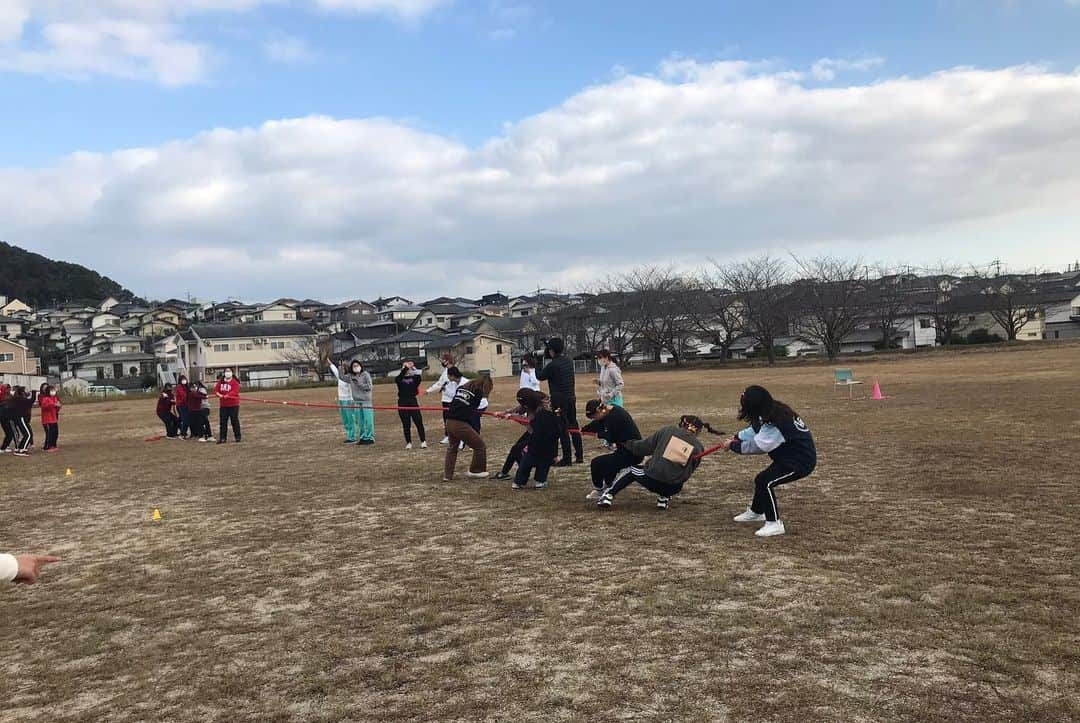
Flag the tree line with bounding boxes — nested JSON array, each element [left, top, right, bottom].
[[532, 256, 1052, 365]]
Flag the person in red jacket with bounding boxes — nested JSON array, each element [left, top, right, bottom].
[[214, 368, 241, 444], [187, 380, 210, 442], [156, 384, 179, 438], [39, 385, 62, 451], [175, 375, 190, 439]]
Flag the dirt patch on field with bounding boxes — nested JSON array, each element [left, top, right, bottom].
[[2, 347, 1078, 721]]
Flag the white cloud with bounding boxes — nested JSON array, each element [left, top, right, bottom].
[[263, 35, 316, 64], [810, 56, 885, 81], [4, 61, 1080, 300], [0, 0, 448, 85]]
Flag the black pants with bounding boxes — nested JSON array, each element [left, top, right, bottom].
[[551, 394, 583, 462], [590, 448, 643, 490], [0, 418, 13, 450], [514, 451, 553, 486], [159, 411, 179, 437], [187, 409, 206, 438], [24, 414, 33, 447], [177, 406, 190, 436], [500, 432, 530, 475], [751, 461, 812, 522], [610, 466, 683, 499], [398, 404, 426, 444], [13, 416, 32, 452], [43, 423, 59, 450], [219, 406, 241, 441]]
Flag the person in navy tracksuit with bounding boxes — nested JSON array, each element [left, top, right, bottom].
[[720, 385, 816, 538]]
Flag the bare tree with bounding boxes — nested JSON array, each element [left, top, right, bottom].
[[720, 255, 791, 365], [789, 255, 867, 360], [617, 266, 697, 366], [866, 264, 912, 349], [278, 336, 328, 381], [970, 270, 1045, 341], [925, 268, 964, 346], [689, 267, 745, 360], [585, 282, 639, 359]]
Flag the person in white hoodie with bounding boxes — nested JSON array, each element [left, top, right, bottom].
[[327, 356, 357, 443], [519, 354, 541, 392], [1, 552, 59, 584], [425, 353, 467, 444]]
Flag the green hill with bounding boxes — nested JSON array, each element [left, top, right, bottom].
[[0, 241, 141, 307]]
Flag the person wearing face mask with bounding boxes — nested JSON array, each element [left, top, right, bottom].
[[395, 360, 427, 449], [214, 368, 242, 444], [339, 358, 375, 445], [175, 374, 191, 439], [595, 350, 625, 408], [326, 357, 358, 443], [39, 385, 62, 451]]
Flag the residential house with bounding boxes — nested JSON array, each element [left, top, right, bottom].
[[329, 299, 377, 329], [376, 304, 423, 326], [371, 296, 414, 311], [253, 302, 298, 322], [69, 330, 156, 384], [470, 315, 543, 355], [1043, 294, 1080, 340], [0, 315, 28, 341], [424, 331, 514, 377], [352, 330, 438, 366], [172, 321, 318, 387], [410, 302, 479, 332], [0, 338, 39, 376], [99, 296, 121, 312], [0, 298, 33, 316]]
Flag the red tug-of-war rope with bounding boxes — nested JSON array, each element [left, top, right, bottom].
[[235, 396, 726, 461]]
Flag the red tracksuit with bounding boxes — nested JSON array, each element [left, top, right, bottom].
[[40, 395, 61, 450], [214, 378, 241, 442]]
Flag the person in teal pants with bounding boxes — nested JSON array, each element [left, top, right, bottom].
[[327, 358, 357, 442], [339, 359, 375, 444]]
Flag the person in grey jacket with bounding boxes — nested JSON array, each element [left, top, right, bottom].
[[595, 350, 625, 406], [597, 415, 714, 510], [334, 358, 375, 445]]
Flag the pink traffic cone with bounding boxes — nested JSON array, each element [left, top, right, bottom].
[[871, 380, 886, 400]]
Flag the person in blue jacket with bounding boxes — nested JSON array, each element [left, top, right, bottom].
[[719, 385, 816, 538]]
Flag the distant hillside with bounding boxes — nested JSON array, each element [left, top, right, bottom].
[[0, 241, 141, 307]]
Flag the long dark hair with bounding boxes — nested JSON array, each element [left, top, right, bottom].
[[737, 385, 797, 431], [679, 415, 724, 436], [463, 375, 494, 397]]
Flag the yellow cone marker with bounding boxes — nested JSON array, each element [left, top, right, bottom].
[[152, 508, 162, 521], [65, 468, 73, 477]]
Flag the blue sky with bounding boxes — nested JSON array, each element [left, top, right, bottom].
[[2, 0, 1080, 300]]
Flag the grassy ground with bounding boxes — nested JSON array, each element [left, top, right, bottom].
[[2, 346, 1078, 722]]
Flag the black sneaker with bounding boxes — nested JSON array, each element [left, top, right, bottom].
[[574, 457, 584, 465], [357, 439, 375, 445], [343, 439, 356, 444], [494, 472, 511, 480], [656, 496, 670, 510], [555, 459, 572, 467], [216, 440, 226, 445]]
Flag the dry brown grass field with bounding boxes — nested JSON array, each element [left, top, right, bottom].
[[2, 345, 1078, 722]]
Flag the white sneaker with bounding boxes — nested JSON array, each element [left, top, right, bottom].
[[440, 436, 449, 445], [466, 471, 489, 479], [458, 441, 465, 450], [405, 443, 413, 450], [420, 441, 428, 449], [585, 488, 602, 500], [755, 521, 786, 537], [734, 509, 766, 523]]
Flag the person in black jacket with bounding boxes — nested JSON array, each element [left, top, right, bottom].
[[536, 337, 583, 466], [582, 398, 644, 499], [395, 360, 427, 449], [510, 389, 561, 490], [0, 385, 17, 453], [443, 375, 493, 480], [8, 387, 34, 456]]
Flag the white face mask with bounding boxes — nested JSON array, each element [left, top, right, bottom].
[[224, 371, 233, 380], [351, 366, 361, 374]]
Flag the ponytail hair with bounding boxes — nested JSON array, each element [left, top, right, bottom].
[[738, 385, 797, 430], [678, 414, 724, 435]]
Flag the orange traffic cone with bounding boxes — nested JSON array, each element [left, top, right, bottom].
[[871, 380, 888, 400]]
